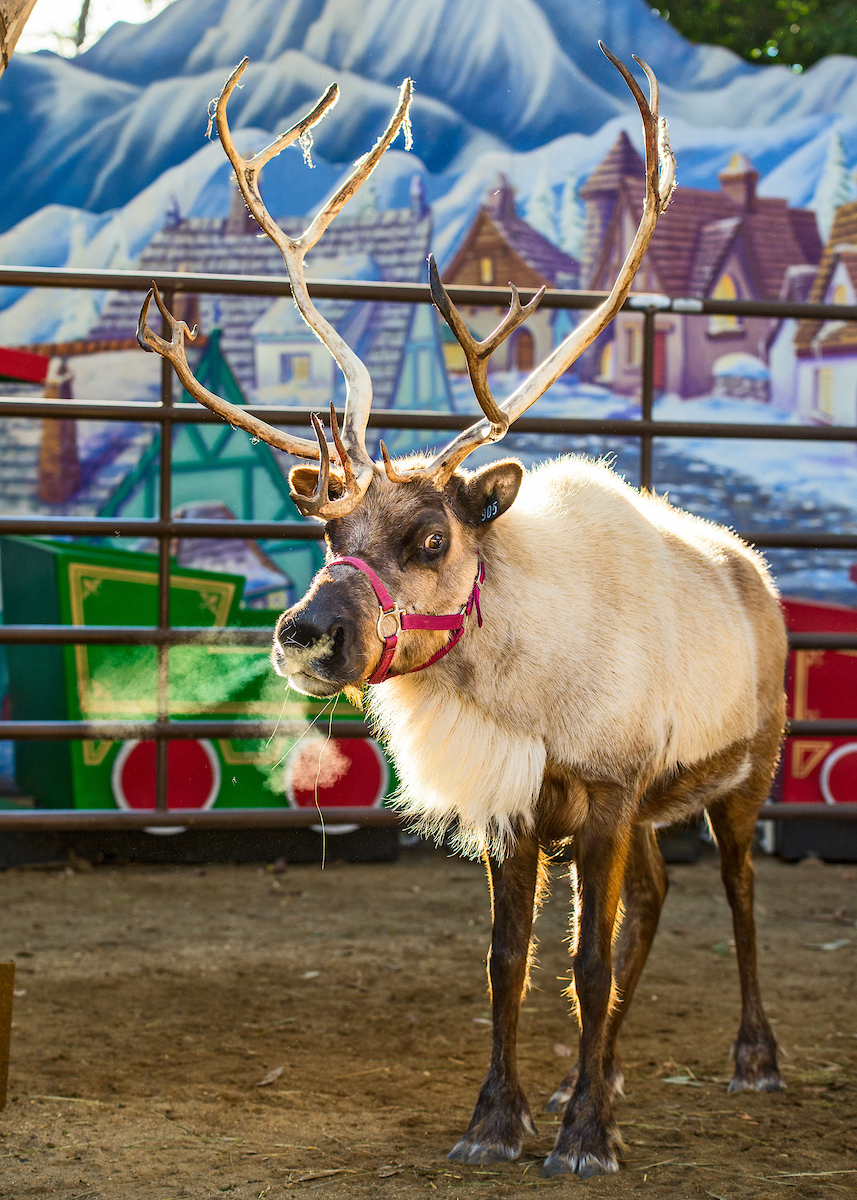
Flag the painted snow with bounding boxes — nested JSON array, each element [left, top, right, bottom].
[[0, 0, 854, 617]]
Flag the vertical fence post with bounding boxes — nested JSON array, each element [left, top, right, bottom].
[[156, 290, 174, 813], [0, 961, 14, 1109], [639, 307, 656, 492]]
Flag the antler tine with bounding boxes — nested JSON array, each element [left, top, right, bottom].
[[409, 46, 675, 489], [212, 58, 339, 252], [380, 440, 413, 483], [290, 412, 333, 517], [632, 54, 676, 208], [139, 62, 417, 520], [428, 255, 545, 439], [221, 69, 413, 481], [300, 78, 414, 255], [290, 409, 372, 520], [137, 283, 323, 460], [327, 401, 358, 494]]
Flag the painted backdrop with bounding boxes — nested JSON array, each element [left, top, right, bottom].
[[1, 0, 857, 806]]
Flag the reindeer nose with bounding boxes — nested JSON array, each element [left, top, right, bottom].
[[282, 615, 347, 660], [280, 615, 322, 651]]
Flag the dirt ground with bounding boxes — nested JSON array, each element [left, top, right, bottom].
[[0, 845, 854, 1200]]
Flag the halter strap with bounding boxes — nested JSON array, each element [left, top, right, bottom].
[[326, 556, 484, 685]]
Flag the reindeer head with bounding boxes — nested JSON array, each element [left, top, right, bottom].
[[138, 46, 675, 699]]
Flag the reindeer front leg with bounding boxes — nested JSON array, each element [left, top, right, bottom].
[[448, 834, 543, 1165], [544, 802, 631, 1178]]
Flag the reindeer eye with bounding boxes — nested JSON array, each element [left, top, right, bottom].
[[424, 532, 445, 553]]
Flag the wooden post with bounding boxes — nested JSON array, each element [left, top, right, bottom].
[[38, 367, 80, 505], [0, 962, 14, 1109]]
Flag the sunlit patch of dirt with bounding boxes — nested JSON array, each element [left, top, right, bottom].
[[0, 851, 854, 1197]]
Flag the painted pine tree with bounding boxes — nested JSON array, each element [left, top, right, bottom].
[[524, 164, 556, 242], [558, 171, 586, 260], [811, 131, 855, 242]]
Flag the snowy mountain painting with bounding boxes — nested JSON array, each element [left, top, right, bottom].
[[0, 0, 855, 608], [2, 0, 857, 295]]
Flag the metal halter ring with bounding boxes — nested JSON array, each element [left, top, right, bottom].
[[377, 605, 403, 642]]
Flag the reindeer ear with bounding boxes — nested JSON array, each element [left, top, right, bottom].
[[456, 458, 523, 528], [288, 465, 347, 504]]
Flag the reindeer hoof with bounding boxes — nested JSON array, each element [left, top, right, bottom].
[[542, 1150, 619, 1178], [450, 1079, 537, 1166], [448, 1102, 536, 1166], [447, 1137, 521, 1165], [728, 1071, 784, 1093], [730, 1038, 784, 1092]]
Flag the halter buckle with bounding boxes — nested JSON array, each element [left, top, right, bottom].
[[377, 604, 403, 642]]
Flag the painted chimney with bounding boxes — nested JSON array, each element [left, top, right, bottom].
[[484, 175, 518, 222], [410, 173, 429, 220], [38, 360, 80, 505], [718, 153, 759, 212], [224, 180, 258, 236]]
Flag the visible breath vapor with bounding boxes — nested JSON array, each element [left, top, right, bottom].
[[288, 735, 349, 793]]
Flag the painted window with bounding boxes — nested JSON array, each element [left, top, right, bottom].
[[598, 340, 615, 383], [709, 273, 742, 334], [479, 257, 494, 284], [439, 324, 466, 372], [814, 366, 835, 420], [833, 283, 849, 305], [624, 322, 643, 368], [279, 354, 311, 384], [416, 348, 434, 402]]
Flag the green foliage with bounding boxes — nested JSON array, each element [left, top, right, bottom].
[[649, 2, 857, 70]]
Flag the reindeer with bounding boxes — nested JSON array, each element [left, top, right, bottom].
[[138, 46, 786, 1179]]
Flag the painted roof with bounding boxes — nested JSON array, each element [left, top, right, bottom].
[[580, 131, 645, 197], [0, 405, 156, 517], [584, 134, 822, 300], [90, 205, 434, 408], [794, 201, 857, 354], [445, 176, 580, 288]]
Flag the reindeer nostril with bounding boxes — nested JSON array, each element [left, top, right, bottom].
[[330, 624, 345, 657], [283, 618, 321, 650]]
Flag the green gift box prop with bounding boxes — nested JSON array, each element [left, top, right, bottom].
[[0, 537, 396, 817]]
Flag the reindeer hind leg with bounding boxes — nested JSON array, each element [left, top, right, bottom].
[[706, 717, 784, 1093]]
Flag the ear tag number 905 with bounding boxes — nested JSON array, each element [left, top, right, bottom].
[[482, 500, 499, 523]]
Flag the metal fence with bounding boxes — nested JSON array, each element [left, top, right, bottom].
[[0, 264, 856, 829]]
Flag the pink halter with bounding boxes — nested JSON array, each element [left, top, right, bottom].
[[326, 556, 484, 685]]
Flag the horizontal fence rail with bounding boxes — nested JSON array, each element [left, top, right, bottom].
[[1, 267, 856, 829], [0, 720, 367, 740], [3, 263, 857, 322], [1, 517, 857, 550], [3, 398, 857, 444], [0, 803, 849, 832], [0, 718, 847, 739], [2, 627, 855, 651]]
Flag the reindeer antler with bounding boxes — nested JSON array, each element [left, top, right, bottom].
[[137, 283, 325, 459], [428, 256, 545, 442], [390, 43, 675, 488], [137, 59, 414, 518]]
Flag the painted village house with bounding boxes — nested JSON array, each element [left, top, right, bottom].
[[580, 135, 822, 400], [441, 177, 580, 375], [788, 200, 857, 425], [1, 180, 451, 599], [91, 176, 451, 444]]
